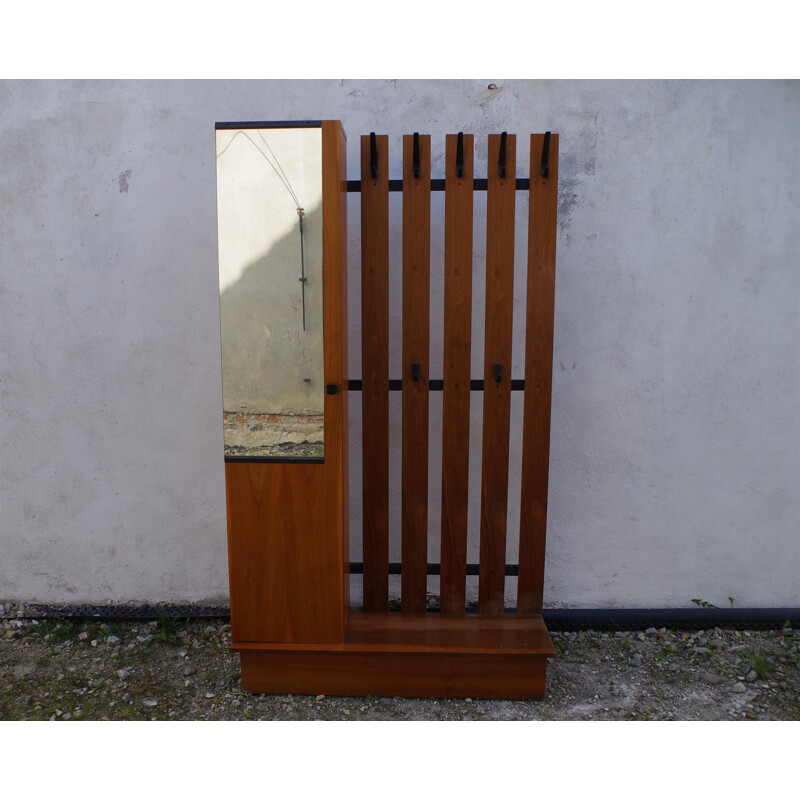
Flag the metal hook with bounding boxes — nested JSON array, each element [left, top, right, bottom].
[[411, 363, 420, 382], [498, 132, 507, 178], [540, 131, 551, 178], [493, 363, 503, 383], [456, 132, 464, 178], [413, 132, 420, 179], [370, 132, 378, 179]]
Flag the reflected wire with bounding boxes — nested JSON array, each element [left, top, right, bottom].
[[216, 130, 301, 209], [256, 130, 302, 211]]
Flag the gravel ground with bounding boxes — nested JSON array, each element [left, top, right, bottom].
[[1, 609, 798, 721]]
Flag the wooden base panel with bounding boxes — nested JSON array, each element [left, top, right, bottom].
[[234, 612, 555, 699], [239, 649, 550, 699]]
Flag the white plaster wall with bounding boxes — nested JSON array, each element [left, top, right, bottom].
[[1, 79, 798, 608]]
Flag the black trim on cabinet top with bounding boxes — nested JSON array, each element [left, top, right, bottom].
[[215, 120, 323, 130]]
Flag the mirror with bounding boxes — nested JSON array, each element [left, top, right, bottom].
[[216, 125, 324, 459]]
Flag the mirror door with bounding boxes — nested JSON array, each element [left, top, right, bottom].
[[215, 124, 324, 460]]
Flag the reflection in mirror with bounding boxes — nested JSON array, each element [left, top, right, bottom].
[[216, 126, 324, 458]]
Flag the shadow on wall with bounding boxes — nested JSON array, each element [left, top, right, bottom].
[[219, 200, 324, 418]]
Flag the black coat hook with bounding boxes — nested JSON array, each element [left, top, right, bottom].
[[498, 132, 507, 178], [493, 363, 503, 383], [540, 131, 551, 178], [370, 132, 378, 179], [411, 363, 420, 382], [456, 132, 464, 178], [412, 132, 420, 178]]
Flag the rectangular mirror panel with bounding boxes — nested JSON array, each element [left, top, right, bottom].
[[216, 125, 324, 458]]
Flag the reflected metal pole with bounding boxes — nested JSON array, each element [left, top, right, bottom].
[[297, 207, 307, 331]]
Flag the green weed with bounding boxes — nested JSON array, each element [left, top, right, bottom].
[[106, 622, 129, 638], [781, 620, 800, 642], [152, 611, 186, 646], [690, 597, 734, 608], [36, 618, 80, 643], [749, 649, 772, 678]]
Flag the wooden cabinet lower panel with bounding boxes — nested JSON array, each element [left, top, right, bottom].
[[225, 461, 347, 644]]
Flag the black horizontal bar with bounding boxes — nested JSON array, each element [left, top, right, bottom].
[[215, 120, 322, 130], [542, 607, 800, 632], [346, 178, 529, 193], [18, 604, 232, 620], [224, 456, 324, 464], [18, 604, 800, 632], [347, 379, 525, 391]]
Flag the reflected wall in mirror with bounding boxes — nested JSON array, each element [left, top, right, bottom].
[[216, 125, 324, 458]]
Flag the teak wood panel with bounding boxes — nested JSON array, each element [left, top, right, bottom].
[[344, 612, 554, 654], [517, 133, 559, 614], [322, 120, 350, 622], [440, 133, 474, 615], [401, 134, 431, 614], [360, 134, 390, 612], [239, 649, 549, 699], [236, 613, 555, 654], [478, 134, 517, 615], [226, 121, 349, 644], [226, 461, 345, 643]]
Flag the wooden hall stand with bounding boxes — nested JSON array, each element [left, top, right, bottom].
[[215, 121, 559, 699]]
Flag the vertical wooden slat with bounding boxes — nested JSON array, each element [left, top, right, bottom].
[[336, 123, 351, 620], [518, 133, 559, 614], [478, 133, 516, 615], [360, 134, 390, 612], [401, 133, 431, 614], [321, 120, 350, 632], [440, 133, 474, 615]]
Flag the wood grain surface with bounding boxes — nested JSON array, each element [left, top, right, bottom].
[[478, 133, 516, 615], [517, 133, 559, 614], [237, 611, 554, 698], [226, 122, 350, 644], [239, 648, 550, 699], [226, 461, 345, 643], [323, 120, 350, 623], [401, 133, 431, 614], [360, 134, 390, 612], [440, 133, 474, 615]]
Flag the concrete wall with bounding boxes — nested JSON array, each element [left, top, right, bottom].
[[1, 79, 798, 608]]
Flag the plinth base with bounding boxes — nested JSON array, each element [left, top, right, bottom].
[[233, 612, 555, 699]]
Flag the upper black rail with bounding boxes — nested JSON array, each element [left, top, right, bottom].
[[347, 178, 531, 192]]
